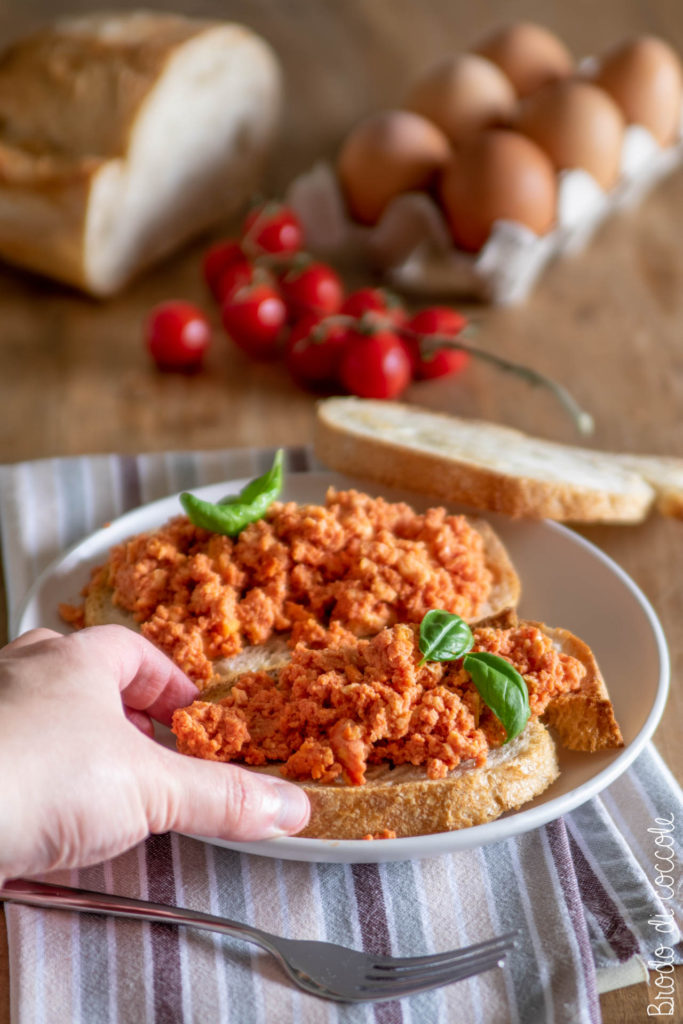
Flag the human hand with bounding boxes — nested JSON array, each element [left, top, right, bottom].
[[0, 626, 310, 883]]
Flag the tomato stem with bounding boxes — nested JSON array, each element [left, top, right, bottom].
[[397, 327, 594, 436]]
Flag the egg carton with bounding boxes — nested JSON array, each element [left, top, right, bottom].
[[286, 111, 683, 306]]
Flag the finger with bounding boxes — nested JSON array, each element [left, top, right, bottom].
[[4, 628, 63, 653], [146, 749, 310, 841], [123, 705, 156, 739], [73, 625, 198, 723]]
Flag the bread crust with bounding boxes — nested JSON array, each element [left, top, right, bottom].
[[315, 398, 659, 523]]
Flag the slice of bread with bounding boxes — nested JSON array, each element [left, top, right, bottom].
[[252, 718, 559, 838], [315, 397, 683, 523], [526, 622, 623, 752], [171, 617, 622, 839], [612, 454, 683, 519], [83, 510, 521, 689], [84, 577, 294, 694]]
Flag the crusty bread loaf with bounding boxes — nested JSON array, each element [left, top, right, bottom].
[[0, 12, 281, 294], [172, 617, 622, 839], [315, 397, 683, 523], [83, 511, 521, 689]]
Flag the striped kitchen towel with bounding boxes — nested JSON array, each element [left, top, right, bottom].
[[1, 448, 681, 1024]]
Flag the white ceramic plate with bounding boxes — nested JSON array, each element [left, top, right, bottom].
[[16, 471, 670, 864]]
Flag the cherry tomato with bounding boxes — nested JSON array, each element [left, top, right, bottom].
[[242, 202, 304, 256], [279, 260, 344, 319], [202, 240, 245, 299], [341, 287, 406, 326], [221, 283, 287, 359], [214, 260, 272, 304], [286, 313, 349, 387], [339, 328, 411, 399], [407, 307, 469, 380], [341, 289, 414, 372], [398, 335, 420, 377], [145, 301, 211, 372]]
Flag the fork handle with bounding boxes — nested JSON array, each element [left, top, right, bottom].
[[0, 878, 278, 957]]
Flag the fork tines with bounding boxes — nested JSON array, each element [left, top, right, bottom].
[[360, 931, 519, 999]]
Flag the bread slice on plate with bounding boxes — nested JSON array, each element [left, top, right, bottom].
[[0, 12, 280, 294], [315, 397, 683, 523], [84, 577, 295, 688], [254, 719, 560, 839], [171, 616, 623, 840], [83, 508, 521, 689]]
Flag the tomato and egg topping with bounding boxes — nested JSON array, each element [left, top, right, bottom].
[[74, 489, 492, 687], [172, 619, 586, 784]]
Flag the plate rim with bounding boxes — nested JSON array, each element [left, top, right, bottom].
[[14, 469, 671, 863]]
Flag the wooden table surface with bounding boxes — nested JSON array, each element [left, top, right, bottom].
[[0, 1, 681, 1021]]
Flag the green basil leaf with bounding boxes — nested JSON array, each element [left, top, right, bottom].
[[219, 449, 283, 509], [180, 449, 284, 537], [418, 609, 474, 666], [463, 651, 530, 743]]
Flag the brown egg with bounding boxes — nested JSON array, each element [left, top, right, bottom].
[[592, 36, 683, 146], [439, 129, 557, 252], [473, 22, 574, 97], [337, 110, 451, 226], [516, 78, 625, 190], [403, 53, 517, 145]]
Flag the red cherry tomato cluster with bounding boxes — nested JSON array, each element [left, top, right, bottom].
[[199, 203, 344, 363], [288, 297, 470, 400], [146, 202, 470, 396]]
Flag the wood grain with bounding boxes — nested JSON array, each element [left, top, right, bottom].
[[0, 2, 681, 1023]]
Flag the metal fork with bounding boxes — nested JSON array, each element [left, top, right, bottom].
[[0, 878, 518, 1003]]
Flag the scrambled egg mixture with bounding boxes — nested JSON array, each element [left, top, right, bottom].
[[75, 489, 493, 687], [172, 621, 586, 785]]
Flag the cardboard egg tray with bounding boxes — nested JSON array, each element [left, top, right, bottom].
[[287, 110, 683, 306]]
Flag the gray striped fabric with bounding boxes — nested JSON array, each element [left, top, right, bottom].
[[1, 450, 681, 1024]]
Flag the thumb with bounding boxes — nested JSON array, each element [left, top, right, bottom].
[[144, 748, 310, 841]]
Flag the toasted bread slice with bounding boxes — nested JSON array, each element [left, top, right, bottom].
[[83, 510, 520, 688], [171, 617, 622, 839], [253, 718, 559, 839], [83, 579, 293, 692], [315, 397, 671, 523]]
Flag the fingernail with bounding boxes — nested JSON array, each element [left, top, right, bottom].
[[264, 780, 310, 837]]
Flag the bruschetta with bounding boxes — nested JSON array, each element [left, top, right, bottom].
[[75, 487, 521, 691], [171, 612, 623, 839]]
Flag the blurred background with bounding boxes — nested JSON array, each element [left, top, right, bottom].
[[1, 0, 682, 463]]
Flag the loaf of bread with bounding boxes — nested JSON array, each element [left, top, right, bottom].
[[316, 397, 683, 523], [0, 12, 281, 294]]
